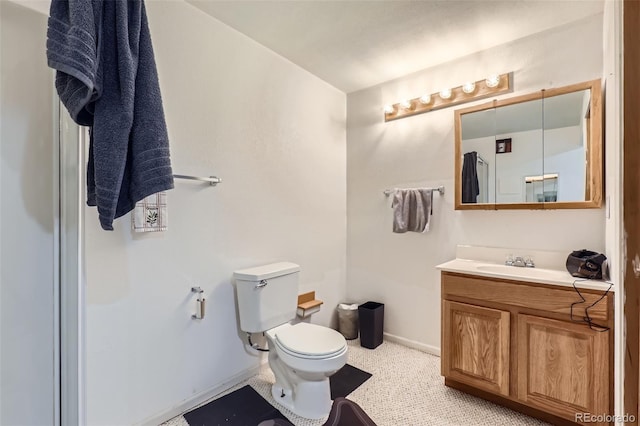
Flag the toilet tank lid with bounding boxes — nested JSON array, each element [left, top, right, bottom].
[[233, 262, 300, 281]]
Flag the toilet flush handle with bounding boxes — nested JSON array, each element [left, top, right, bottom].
[[256, 279, 268, 289]]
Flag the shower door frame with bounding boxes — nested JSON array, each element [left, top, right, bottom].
[[55, 99, 86, 426]]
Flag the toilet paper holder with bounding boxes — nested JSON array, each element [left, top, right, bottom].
[[297, 291, 323, 318], [191, 286, 205, 320]]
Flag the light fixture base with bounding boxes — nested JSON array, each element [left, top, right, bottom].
[[384, 72, 512, 122]]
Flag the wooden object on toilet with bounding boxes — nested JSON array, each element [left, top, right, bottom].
[[297, 291, 323, 318]]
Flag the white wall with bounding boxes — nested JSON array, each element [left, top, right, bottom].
[[346, 14, 605, 353], [0, 2, 56, 425], [84, 2, 346, 425], [543, 126, 585, 203]]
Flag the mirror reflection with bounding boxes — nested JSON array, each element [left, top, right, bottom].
[[543, 89, 591, 202], [461, 108, 494, 204], [494, 99, 543, 204], [525, 174, 558, 202], [455, 80, 601, 210]]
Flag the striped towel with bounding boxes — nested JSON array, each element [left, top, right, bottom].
[[132, 192, 167, 232]]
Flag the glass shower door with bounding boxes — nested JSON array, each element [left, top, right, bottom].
[[0, 6, 85, 423], [0, 3, 70, 425]]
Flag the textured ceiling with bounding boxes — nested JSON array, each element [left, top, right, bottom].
[[188, 0, 604, 93]]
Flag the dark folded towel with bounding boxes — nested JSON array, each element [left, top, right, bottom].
[[47, 0, 174, 230], [462, 151, 479, 203]]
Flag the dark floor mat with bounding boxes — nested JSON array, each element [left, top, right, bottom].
[[184, 385, 287, 426], [330, 364, 372, 400]]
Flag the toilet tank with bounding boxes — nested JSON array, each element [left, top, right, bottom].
[[233, 262, 300, 333]]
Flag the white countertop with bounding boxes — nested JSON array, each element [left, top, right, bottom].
[[436, 258, 614, 293]]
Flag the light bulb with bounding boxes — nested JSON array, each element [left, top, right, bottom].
[[383, 104, 395, 114], [400, 100, 412, 110], [486, 74, 500, 88], [419, 94, 432, 105], [462, 82, 476, 94], [439, 88, 452, 100]]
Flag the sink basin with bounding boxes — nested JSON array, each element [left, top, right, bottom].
[[475, 264, 566, 280], [436, 257, 612, 292]]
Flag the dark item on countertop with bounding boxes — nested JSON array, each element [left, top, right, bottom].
[[566, 250, 607, 280]]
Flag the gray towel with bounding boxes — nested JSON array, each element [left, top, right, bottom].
[[47, 0, 174, 230], [391, 189, 433, 233]]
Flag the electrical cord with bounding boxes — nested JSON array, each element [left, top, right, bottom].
[[569, 278, 613, 332]]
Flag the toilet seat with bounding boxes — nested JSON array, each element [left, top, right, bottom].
[[273, 323, 346, 359]]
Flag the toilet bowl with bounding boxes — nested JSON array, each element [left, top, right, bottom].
[[266, 323, 348, 419], [233, 262, 348, 419]]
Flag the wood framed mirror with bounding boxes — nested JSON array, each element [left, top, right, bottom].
[[454, 79, 602, 210]]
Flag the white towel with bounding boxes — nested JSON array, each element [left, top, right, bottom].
[[132, 192, 167, 232], [391, 189, 433, 233]]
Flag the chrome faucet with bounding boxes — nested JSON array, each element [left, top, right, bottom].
[[505, 255, 535, 268], [513, 256, 526, 267]]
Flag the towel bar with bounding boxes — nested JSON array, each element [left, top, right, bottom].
[[383, 186, 445, 196], [173, 174, 222, 186]]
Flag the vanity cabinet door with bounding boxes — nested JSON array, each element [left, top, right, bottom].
[[442, 301, 510, 396], [517, 314, 609, 424]]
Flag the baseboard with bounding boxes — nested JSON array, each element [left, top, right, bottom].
[[136, 361, 264, 426], [383, 332, 441, 357]]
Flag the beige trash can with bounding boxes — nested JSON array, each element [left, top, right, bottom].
[[337, 303, 359, 340]]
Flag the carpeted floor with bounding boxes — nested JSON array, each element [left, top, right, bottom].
[[162, 339, 549, 426]]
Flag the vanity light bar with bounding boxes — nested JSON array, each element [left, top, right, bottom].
[[384, 73, 513, 122], [525, 173, 559, 183]]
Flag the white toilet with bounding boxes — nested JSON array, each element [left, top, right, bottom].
[[234, 262, 348, 419]]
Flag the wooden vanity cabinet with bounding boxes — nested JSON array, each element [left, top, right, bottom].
[[517, 315, 610, 421], [442, 301, 510, 396], [441, 272, 613, 426]]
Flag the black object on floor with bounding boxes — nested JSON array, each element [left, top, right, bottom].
[[330, 364, 372, 400], [358, 302, 384, 349], [184, 385, 287, 426]]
